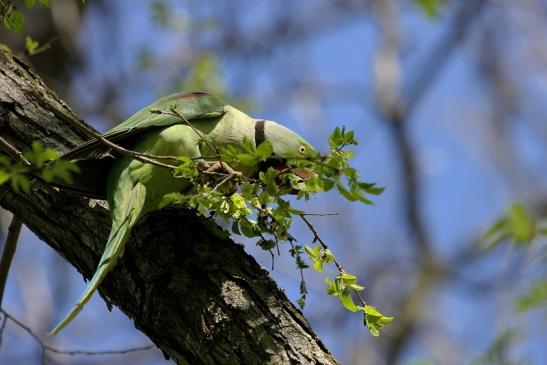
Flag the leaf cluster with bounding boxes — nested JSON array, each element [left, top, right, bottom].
[[1, 0, 86, 54], [0, 142, 79, 193], [413, 0, 445, 18], [1, 0, 49, 33], [155, 117, 391, 335], [306, 245, 393, 336], [482, 203, 547, 248], [482, 202, 547, 314]]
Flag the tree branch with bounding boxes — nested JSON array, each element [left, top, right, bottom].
[[0, 215, 21, 308], [0, 50, 338, 365]]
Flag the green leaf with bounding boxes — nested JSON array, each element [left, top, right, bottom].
[[241, 137, 256, 154], [231, 221, 241, 235], [481, 218, 509, 249], [339, 289, 358, 312], [363, 305, 383, 317], [230, 193, 247, 209], [367, 322, 380, 336], [312, 260, 323, 272], [160, 192, 186, 208], [362, 305, 393, 336], [343, 130, 356, 145], [4, 10, 24, 33], [23, 142, 59, 167], [515, 279, 547, 312], [236, 153, 257, 166], [507, 203, 535, 244], [325, 277, 339, 296], [305, 245, 320, 259], [337, 184, 356, 201], [339, 273, 356, 280], [239, 219, 259, 238], [240, 182, 255, 199], [328, 127, 343, 149], [257, 239, 276, 250], [173, 157, 197, 178], [0, 156, 10, 166], [470, 328, 523, 365], [25, 0, 36, 9], [340, 272, 357, 284], [0, 170, 10, 186], [0, 43, 12, 53], [414, 0, 442, 18], [255, 140, 273, 161], [358, 182, 385, 196], [25, 36, 39, 55], [322, 178, 335, 192], [10, 173, 30, 194], [39, 0, 50, 7], [41, 160, 80, 183]]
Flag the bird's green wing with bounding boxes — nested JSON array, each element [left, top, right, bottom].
[[63, 92, 226, 161], [54, 92, 226, 198]]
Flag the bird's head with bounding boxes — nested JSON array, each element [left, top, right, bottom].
[[258, 120, 319, 160]]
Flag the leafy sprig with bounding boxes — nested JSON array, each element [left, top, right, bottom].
[[0, 141, 79, 193], [482, 203, 547, 314], [150, 106, 392, 336]]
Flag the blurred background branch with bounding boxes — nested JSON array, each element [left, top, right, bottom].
[[0, 0, 545, 364]]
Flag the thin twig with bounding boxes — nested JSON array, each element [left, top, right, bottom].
[[24, 36, 59, 57], [43, 101, 178, 170], [0, 137, 31, 166], [165, 109, 218, 154], [164, 108, 237, 177], [0, 310, 7, 348], [0, 308, 154, 356], [80, 131, 177, 170], [287, 239, 306, 294], [299, 214, 344, 272], [300, 213, 339, 217], [0, 215, 22, 308], [299, 214, 367, 306], [210, 173, 236, 194]]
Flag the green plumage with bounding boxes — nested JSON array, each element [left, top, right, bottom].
[[49, 92, 317, 336]]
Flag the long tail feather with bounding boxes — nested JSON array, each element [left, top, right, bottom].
[[49, 182, 146, 336]]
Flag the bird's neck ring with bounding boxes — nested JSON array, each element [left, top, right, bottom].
[[255, 120, 266, 147]]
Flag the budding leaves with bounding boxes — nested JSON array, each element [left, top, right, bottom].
[[305, 245, 334, 272], [363, 305, 394, 337], [255, 140, 273, 161], [151, 116, 391, 335], [305, 242, 392, 337], [0, 142, 79, 194], [321, 267, 392, 336], [481, 203, 538, 248]]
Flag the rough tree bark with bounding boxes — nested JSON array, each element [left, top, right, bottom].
[[0, 50, 338, 365]]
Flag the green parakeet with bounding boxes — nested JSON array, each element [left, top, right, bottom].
[[49, 91, 317, 336]]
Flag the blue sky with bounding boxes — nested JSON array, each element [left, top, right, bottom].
[[1, 1, 546, 364]]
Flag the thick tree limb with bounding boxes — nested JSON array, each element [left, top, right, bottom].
[[0, 50, 338, 365]]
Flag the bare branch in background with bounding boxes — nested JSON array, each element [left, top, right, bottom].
[[0, 308, 154, 364], [371, 1, 489, 363]]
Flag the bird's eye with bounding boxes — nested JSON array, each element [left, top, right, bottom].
[[298, 144, 307, 154]]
